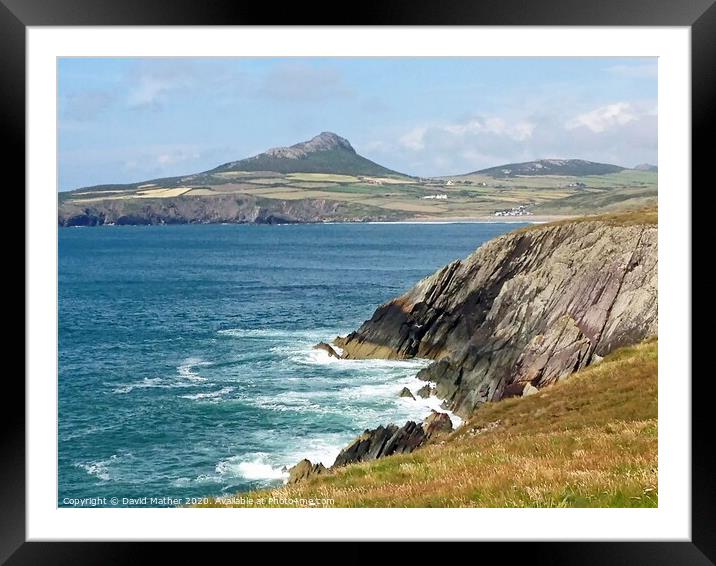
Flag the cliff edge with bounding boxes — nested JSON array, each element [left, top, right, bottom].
[[334, 211, 657, 418]]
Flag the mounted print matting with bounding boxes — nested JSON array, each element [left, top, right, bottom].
[[7, 0, 711, 563]]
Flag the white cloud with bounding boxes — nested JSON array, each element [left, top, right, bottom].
[[363, 101, 656, 177], [399, 127, 427, 151], [566, 102, 655, 133], [125, 60, 204, 109], [128, 76, 176, 108], [398, 116, 535, 154], [155, 149, 200, 167], [442, 117, 535, 141]]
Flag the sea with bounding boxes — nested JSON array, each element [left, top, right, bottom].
[[58, 221, 527, 506]]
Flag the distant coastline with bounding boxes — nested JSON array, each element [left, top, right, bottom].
[[60, 214, 573, 228]]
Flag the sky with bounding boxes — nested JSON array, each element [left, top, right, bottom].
[[58, 57, 657, 191]]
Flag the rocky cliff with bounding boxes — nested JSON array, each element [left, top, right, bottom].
[[57, 194, 403, 227], [334, 213, 658, 418]]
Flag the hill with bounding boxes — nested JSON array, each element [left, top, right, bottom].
[[210, 132, 406, 177], [472, 159, 625, 178]]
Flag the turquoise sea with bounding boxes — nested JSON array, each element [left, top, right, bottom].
[[58, 222, 527, 506]]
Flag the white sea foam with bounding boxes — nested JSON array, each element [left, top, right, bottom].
[[110, 376, 205, 394], [398, 378, 464, 428], [281, 433, 352, 469], [285, 343, 430, 371], [110, 377, 165, 394], [190, 474, 225, 485], [177, 357, 210, 381], [247, 393, 325, 415], [218, 328, 339, 340], [179, 386, 235, 401], [74, 454, 119, 481], [215, 454, 289, 481]]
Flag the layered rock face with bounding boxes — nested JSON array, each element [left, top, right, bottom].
[[289, 411, 454, 482], [335, 219, 657, 417], [333, 422, 427, 467], [57, 195, 352, 227], [331, 411, 453, 468]]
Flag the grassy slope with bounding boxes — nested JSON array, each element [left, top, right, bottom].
[[201, 339, 657, 508]]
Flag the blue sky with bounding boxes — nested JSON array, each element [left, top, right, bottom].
[[58, 57, 657, 191]]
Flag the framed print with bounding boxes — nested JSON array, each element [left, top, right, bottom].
[[8, 0, 711, 562]]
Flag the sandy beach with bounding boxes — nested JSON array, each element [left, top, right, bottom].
[[395, 214, 577, 224]]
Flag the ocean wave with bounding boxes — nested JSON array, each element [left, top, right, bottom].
[[276, 343, 431, 371], [169, 475, 227, 488], [177, 357, 210, 381], [280, 433, 352, 469], [247, 393, 326, 415], [61, 422, 123, 441], [74, 454, 120, 481], [110, 377, 165, 394], [169, 456, 289, 489], [392, 379, 464, 428], [216, 454, 288, 482], [110, 376, 205, 394], [179, 386, 235, 401], [217, 328, 341, 340]]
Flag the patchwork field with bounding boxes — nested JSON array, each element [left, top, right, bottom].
[[61, 168, 657, 222]]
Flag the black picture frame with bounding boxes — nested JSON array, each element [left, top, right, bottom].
[[7, 0, 709, 562]]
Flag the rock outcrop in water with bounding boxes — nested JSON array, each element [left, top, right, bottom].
[[332, 410, 454, 468], [287, 410, 455, 482], [399, 387, 415, 399], [334, 214, 658, 418], [333, 422, 427, 467], [313, 342, 341, 358]]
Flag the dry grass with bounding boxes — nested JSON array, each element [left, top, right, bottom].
[[516, 207, 657, 234], [199, 339, 657, 508]]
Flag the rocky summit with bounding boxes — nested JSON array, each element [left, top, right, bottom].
[[262, 132, 355, 159], [334, 212, 658, 417]]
